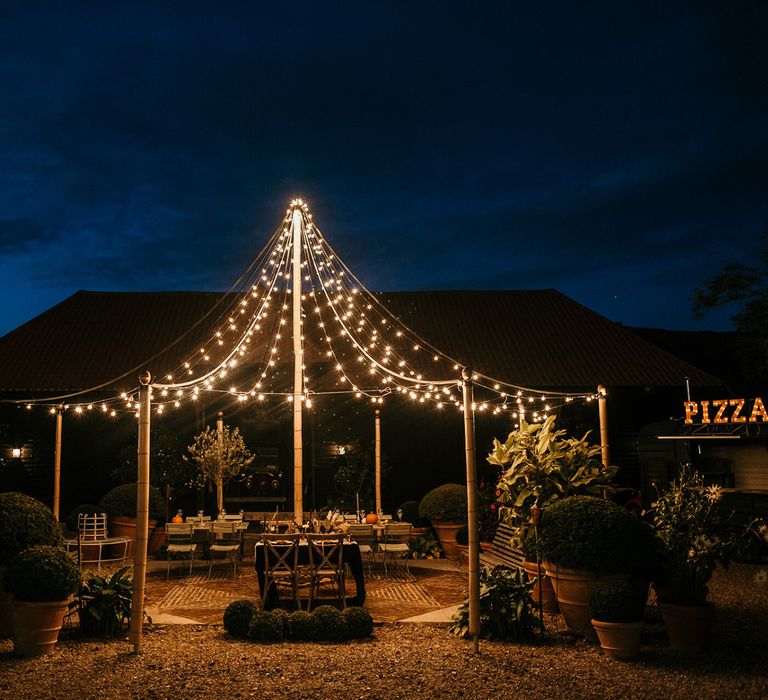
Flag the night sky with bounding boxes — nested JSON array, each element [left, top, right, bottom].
[[1, 2, 766, 338]]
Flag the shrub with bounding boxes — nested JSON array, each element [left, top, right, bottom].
[[0, 493, 64, 566], [396, 500, 429, 527], [248, 610, 283, 642], [98, 483, 166, 521], [223, 599, 260, 638], [589, 582, 647, 623], [79, 566, 132, 637], [311, 605, 347, 642], [450, 566, 543, 641], [4, 545, 80, 602], [343, 606, 373, 639], [65, 504, 100, 533], [271, 607, 290, 637], [539, 496, 645, 575], [408, 534, 442, 559], [418, 484, 467, 522], [286, 610, 318, 641]]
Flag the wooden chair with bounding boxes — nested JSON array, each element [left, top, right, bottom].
[[306, 534, 346, 611], [165, 522, 197, 579], [379, 522, 412, 576], [260, 534, 302, 610], [208, 521, 242, 579]]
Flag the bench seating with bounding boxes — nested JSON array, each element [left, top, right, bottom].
[[479, 522, 525, 570], [64, 513, 132, 569]]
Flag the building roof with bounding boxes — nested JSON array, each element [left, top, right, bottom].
[[0, 289, 723, 395]]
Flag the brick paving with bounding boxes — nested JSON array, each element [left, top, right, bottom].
[[143, 558, 466, 625]]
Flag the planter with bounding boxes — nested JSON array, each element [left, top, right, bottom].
[[523, 560, 559, 614], [543, 563, 627, 639], [658, 600, 715, 652], [0, 567, 12, 638], [11, 597, 72, 657], [432, 521, 464, 559], [110, 516, 159, 557], [591, 619, 643, 659]]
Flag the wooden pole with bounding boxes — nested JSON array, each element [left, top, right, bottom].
[[216, 411, 224, 514], [130, 371, 152, 654], [462, 367, 480, 655], [291, 206, 304, 522], [375, 409, 382, 515], [52, 404, 64, 521], [597, 384, 610, 467]]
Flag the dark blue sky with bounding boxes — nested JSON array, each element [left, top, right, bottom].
[[1, 1, 766, 337]]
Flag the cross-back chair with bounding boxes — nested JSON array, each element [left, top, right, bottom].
[[306, 533, 346, 611], [260, 533, 302, 610]]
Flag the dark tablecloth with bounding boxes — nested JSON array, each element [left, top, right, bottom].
[[254, 541, 365, 609]]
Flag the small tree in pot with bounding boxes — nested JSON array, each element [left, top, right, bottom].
[[4, 545, 80, 656], [589, 582, 647, 659], [0, 493, 64, 637], [538, 495, 648, 638], [418, 484, 467, 558]]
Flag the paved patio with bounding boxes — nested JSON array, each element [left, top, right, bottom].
[[143, 557, 466, 625]]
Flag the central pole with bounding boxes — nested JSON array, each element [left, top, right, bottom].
[[462, 367, 480, 655], [292, 206, 304, 522], [216, 411, 224, 514], [375, 409, 382, 515], [130, 371, 152, 654], [52, 405, 64, 521]]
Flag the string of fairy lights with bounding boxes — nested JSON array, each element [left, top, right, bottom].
[[10, 199, 600, 423]]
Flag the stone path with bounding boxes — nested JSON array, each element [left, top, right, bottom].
[[143, 559, 466, 625]]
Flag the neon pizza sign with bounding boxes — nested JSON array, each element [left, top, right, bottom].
[[684, 398, 768, 425]]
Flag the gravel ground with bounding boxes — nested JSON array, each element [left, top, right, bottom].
[[1, 563, 767, 700]]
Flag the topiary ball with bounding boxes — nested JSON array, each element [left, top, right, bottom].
[[342, 606, 374, 639], [98, 483, 166, 522], [311, 605, 347, 642], [4, 545, 80, 602], [223, 599, 260, 638], [248, 610, 283, 643], [418, 484, 467, 522], [271, 607, 290, 637], [539, 496, 646, 575], [0, 493, 64, 566], [286, 610, 318, 641]]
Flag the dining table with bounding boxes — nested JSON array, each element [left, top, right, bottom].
[[254, 538, 366, 609]]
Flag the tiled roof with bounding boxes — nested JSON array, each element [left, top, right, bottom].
[[0, 289, 723, 395]]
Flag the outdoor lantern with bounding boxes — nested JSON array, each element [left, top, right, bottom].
[[11, 447, 21, 459]]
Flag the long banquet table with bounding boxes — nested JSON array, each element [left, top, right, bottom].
[[254, 540, 366, 609]]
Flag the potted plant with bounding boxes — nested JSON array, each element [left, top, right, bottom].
[[538, 495, 647, 638], [589, 582, 646, 659], [3, 545, 80, 656], [418, 484, 467, 558], [79, 566, 133, 637], [98, 483, 167, 555], [651, 464, 738, 652], [0, 493, 64, 637], [489, 416, 618, 614], [450, 566, 543, 641]]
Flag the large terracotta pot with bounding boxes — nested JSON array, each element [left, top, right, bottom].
[[0, 567, 12, 638], [591, 619, 643, 660], [658, 601, 715, 652], [432, 521, 464, 559], [11, 597, 72, 657], [110, 516, 159, 557], [523, 560, 559, 614], [543, 563, 627, 639]]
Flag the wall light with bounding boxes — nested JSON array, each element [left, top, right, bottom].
[[12, 448, 21, 458]]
